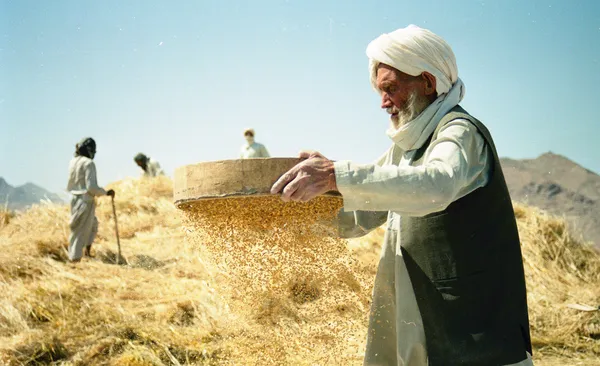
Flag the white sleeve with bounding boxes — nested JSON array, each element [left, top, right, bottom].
[[334, 119, 490, 216], [84, 161, 107, 197], [335, 145, 395, 237]]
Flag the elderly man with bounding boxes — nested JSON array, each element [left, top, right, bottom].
[[240, 128, 270, 159], [272, 25, 532, 366], [67, 137, 115, 262], [134, 153, 164, 177]]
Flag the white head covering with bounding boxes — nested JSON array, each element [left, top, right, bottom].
[[366, 24, 460, 97], [366, 25, 467, 151]]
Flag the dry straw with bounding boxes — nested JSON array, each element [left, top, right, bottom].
[[0, 177, 598, 365]]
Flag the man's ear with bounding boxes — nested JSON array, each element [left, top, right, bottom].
[[422, 72, 437, 97]]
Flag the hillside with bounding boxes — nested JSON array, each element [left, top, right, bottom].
[[0, 178, 64, 211], [501, 152, 600, 248], [0, 177, 599, 365]]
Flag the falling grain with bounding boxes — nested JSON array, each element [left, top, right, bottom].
[[181, 195, 374, 363]]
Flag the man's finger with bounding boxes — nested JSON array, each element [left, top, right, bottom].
[[289, 179, 312, 202], [282, 174, 307, 201], [271, 170, 295, 194]]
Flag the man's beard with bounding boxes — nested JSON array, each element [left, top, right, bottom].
[[388, 91, 431, 129]]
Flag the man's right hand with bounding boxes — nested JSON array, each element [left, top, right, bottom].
[[106, 189, 115, 197], [271, 151, 337, 202]]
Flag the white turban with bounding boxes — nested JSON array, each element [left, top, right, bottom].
[[366, 25, 459, 96]]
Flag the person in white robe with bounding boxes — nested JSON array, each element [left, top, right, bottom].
[[67, 137, 114, 262], [134, 153, 165, 177], [240, 128, 270, 159], [271, 25, 533, 366]]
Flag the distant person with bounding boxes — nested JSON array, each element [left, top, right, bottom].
[[134, 153, 165, 177], [240, 128, 270, 159], [272, 25, 533, 365], [67, 137, 115, 262]]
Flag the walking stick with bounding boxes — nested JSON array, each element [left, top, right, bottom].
[[111, 195, 123, 265]]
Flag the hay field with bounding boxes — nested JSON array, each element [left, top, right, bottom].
[[0, 177, 599, 365]]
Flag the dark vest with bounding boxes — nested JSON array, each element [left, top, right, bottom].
[[401, 106, 532, 365]]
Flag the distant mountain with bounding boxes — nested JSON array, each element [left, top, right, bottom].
[[501, 152, 600, 248], [0, 177, 64, 211]]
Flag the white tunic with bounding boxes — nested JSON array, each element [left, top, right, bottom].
[[67, 156, 107, 199], [334, 119, 533, 366], [67, 156, 106, 260], [143, 158, 164, 177], [240, 142, 270, 159]]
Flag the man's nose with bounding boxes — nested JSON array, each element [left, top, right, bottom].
[[381, 94, 393, 109]]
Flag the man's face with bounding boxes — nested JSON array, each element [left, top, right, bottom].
[[136, 160, 143, 168], [376, 64, 434, 128], [244, 133, 254, 142]]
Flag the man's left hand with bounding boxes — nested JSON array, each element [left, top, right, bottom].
[[271, 151, 338, 202]]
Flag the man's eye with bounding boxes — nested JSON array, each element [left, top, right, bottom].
[[381, 86, 396, 95]]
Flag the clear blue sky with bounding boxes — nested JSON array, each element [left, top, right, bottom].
[[1, 0, 599, 197]]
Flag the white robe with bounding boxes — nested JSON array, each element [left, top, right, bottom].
[[142, 158, 164, 177], [67, 156, 106, 260], [240, 142, 270, 159], [335, 120, 533, 366]]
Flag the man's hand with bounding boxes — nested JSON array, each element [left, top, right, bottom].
[[271, 151, 338, 202], [106, 189, 115, 197]]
